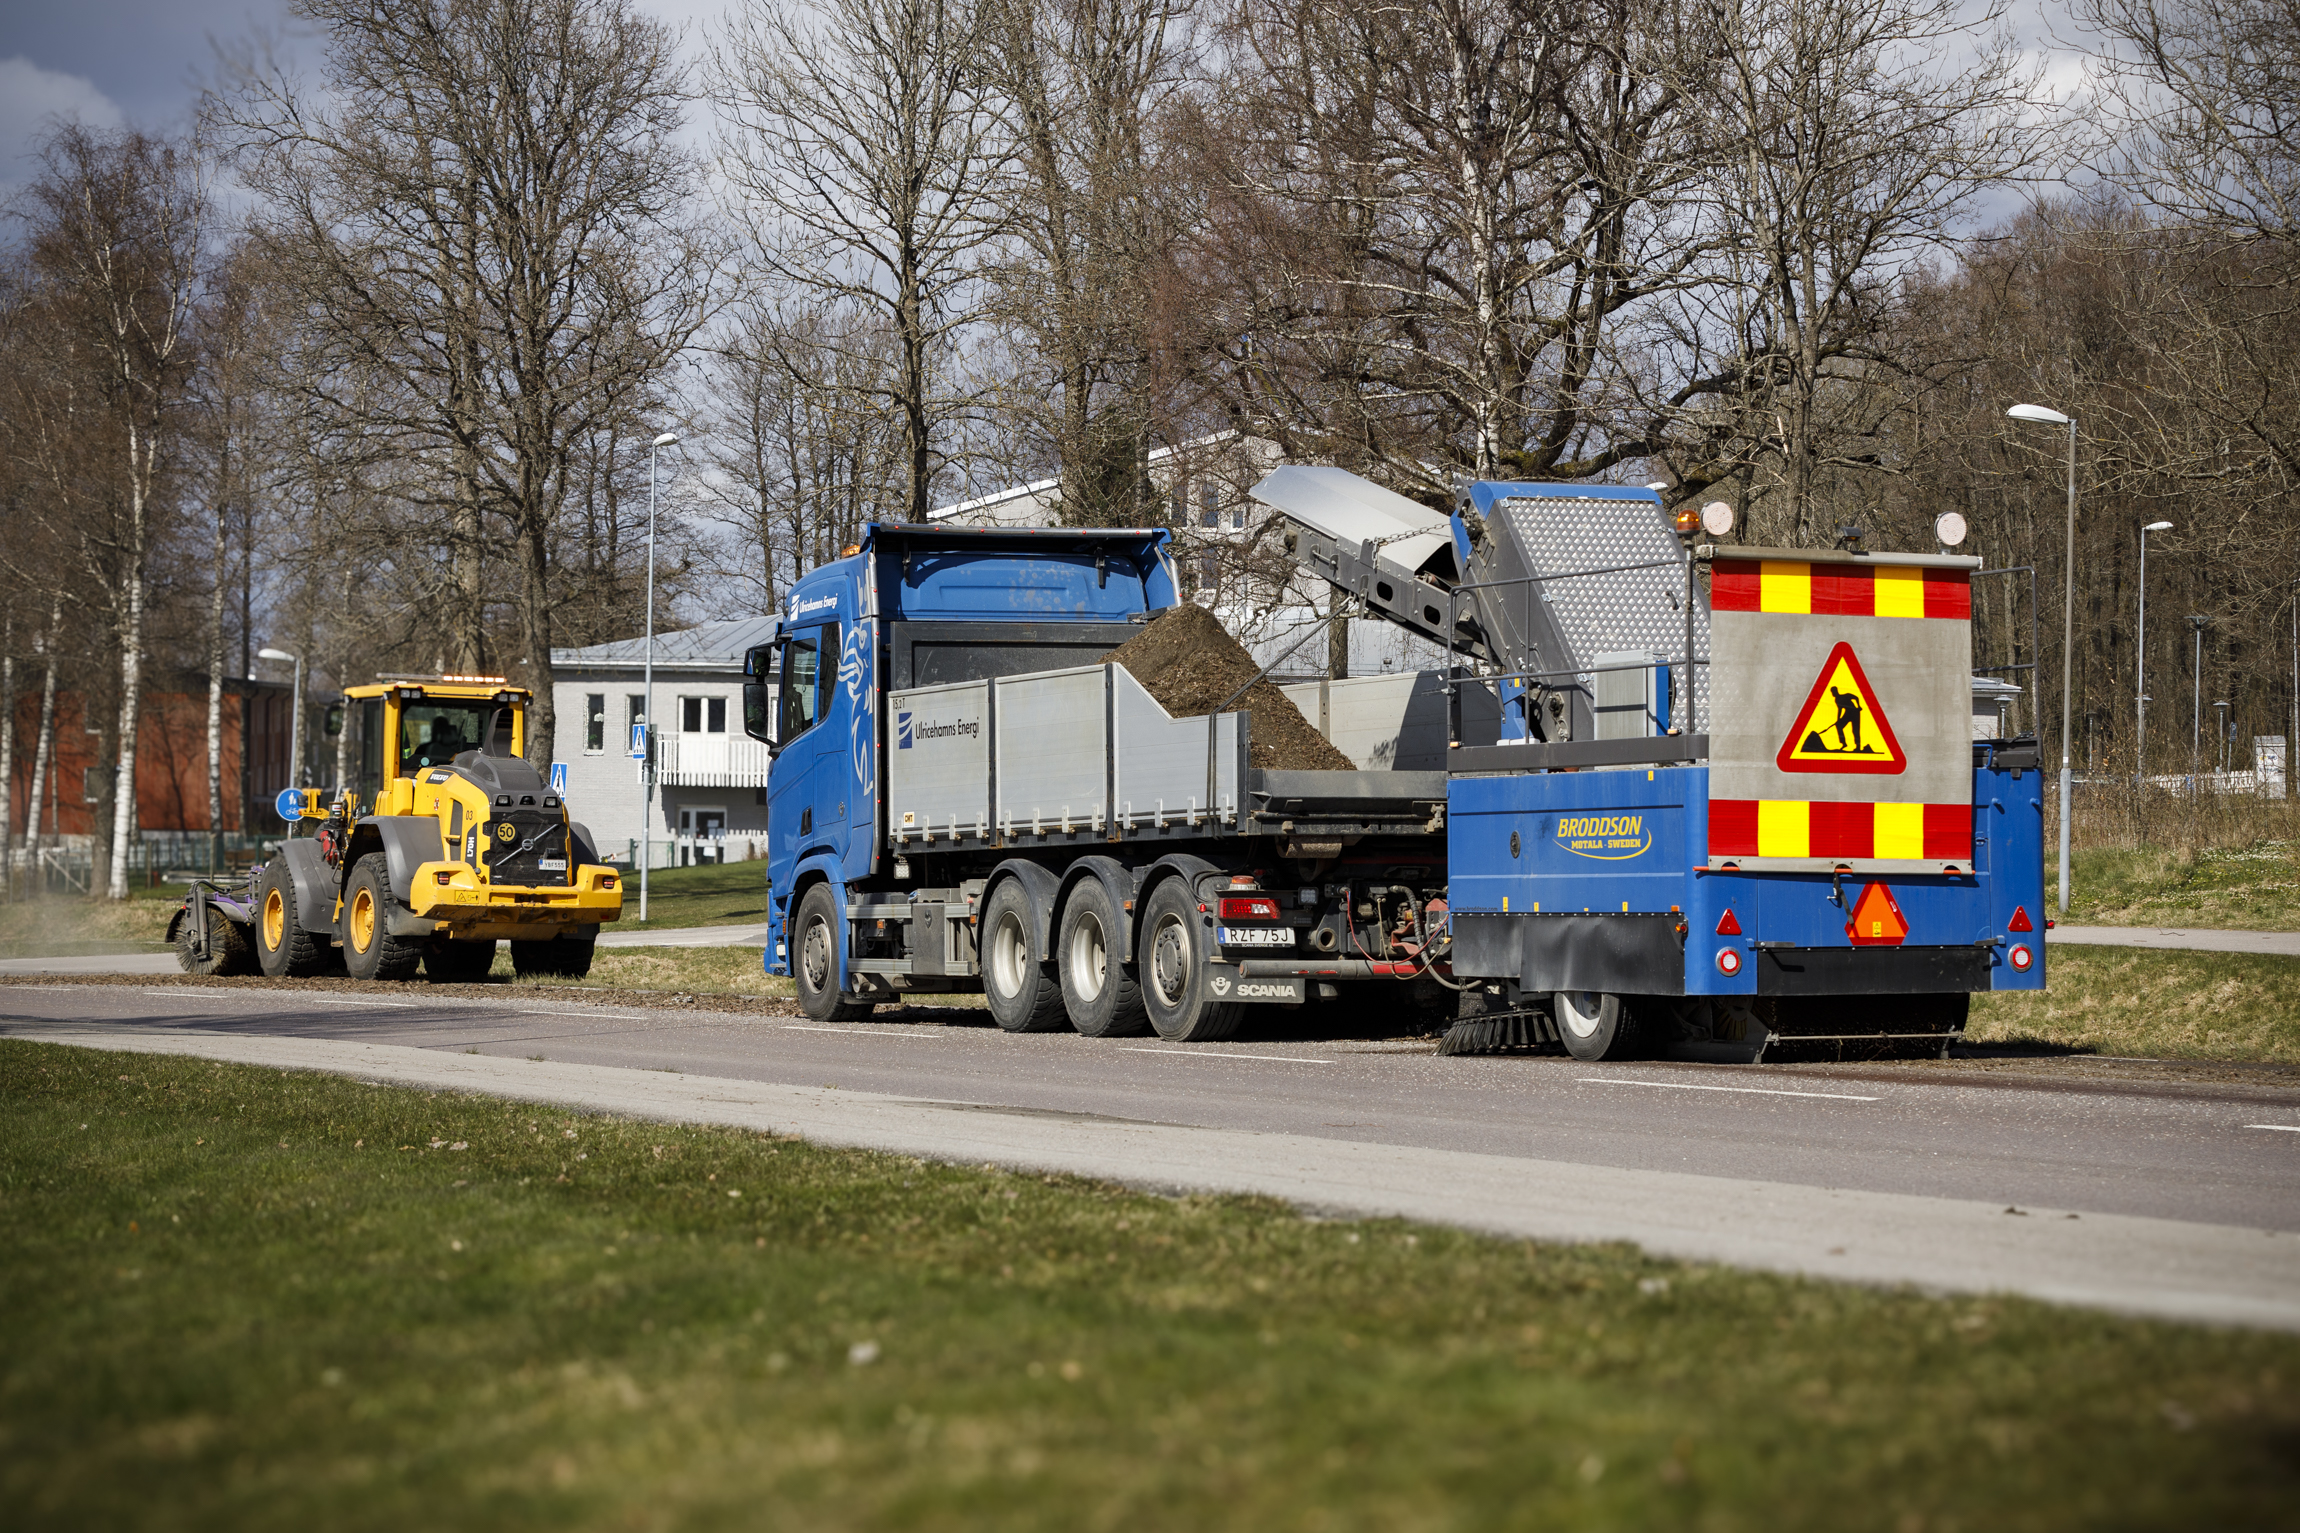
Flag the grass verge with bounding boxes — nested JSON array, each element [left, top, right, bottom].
[[4, 1041, 2297, 1531], [605, 859, 772, 932], [1970, 945, 2300, 1063], [2048, 839, 2300, 930], [0, 891, 174, 959]]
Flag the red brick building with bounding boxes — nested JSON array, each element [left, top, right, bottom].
[[5, 677, 296, 837]]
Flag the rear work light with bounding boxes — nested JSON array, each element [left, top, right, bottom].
[[1218, 895, 1281, 921], [1715, 947, 1743, 977], [2008, 943, 2034, 972]]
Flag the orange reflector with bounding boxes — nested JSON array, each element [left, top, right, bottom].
[[2008, 905, 2033, 932], [1715, 909, 1741, 936], [1846, 882, 1909, 946]]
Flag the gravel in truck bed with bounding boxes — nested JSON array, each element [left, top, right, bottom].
[[1101, 603, 1358, 772]]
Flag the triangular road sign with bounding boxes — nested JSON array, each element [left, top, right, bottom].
[[1846, 882, 1909, 946], [1776, 641, 1906, 775]]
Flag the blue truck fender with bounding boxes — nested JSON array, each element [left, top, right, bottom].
[[1057, 856, 1141, 965], [981, 859, 1063, 958], [783, 856, 852, 994]]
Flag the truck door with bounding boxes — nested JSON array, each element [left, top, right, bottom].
[[768, 623, 835, 873]]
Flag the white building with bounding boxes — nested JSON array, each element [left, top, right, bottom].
[[550, 616, 780, 868]]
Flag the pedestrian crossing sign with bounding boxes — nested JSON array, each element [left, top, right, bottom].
[[1776, 642, 1905, 775]]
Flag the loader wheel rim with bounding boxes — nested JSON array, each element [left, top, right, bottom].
[[1148, 913, 1190, 1009], [350, 888, 376, 953], [987, 910, 1029, 1001], [1067, 912, 1107, 1002], [262, 888, 285, 950]]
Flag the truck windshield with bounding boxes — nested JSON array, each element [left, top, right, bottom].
[[401, 701, 513, 773]]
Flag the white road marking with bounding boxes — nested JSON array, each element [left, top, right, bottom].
[[516, 1009, 649, 1022], [1122, 1047, 1332, 1065], [139, 990, 418, 1010], [1580, 1076, 1879, 1102], [2245, 1124, 2300, 1133], [783, 1024, 945, 1038]]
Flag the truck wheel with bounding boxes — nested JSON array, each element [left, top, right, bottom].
[[423, 938, 497, 984], [794, 882, 875, 1022], [1553, 990, 1644, 1061], [1140, 879, 1243, 1043], [342, 854, 424, 981], [982, 878, 1066, 1032], [174, 901, 255, 977], [254, 862, 325, 978], [512, 934, 596, 980], [1058, 880, 1149, 1037]]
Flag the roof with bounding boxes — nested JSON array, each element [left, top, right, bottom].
[[550, 615, 781, 673]]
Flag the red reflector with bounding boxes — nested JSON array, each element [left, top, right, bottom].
[[2008, 905, 2033, 932], [1715, 948, 1742, 976], [2009, 943, 2034, 972], [1218, 896, 1280, 921], [1715, 909, 1741, 936]]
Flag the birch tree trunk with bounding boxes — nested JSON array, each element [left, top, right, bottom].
[[1, 616, 14, 894], [23, 601, 61, 869], [207, 499, 227, 870]]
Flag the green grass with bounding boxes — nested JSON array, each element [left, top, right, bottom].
[[0, 891, 173, 959], [609, 860, 773, 932], [4, 1043, 2297, 1531], [2049, 840, 2300, 930], [1970, 945, 2300, 1063]]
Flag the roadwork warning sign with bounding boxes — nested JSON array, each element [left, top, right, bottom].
[[1776, 641, 1906, 775]]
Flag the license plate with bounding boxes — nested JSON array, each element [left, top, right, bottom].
[[537, 859, 567, 872], [1217, 926, 1294, 948]]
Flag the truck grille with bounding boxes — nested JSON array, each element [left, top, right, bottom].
[[485, 811, 573, 887]]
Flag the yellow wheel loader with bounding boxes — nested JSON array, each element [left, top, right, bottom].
[[235, 676, 623, 983]]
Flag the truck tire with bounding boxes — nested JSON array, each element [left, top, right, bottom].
[[981, 877, 1067, 1032], [342, 854, 425, 981], [424, 938, 498, 984], [1140, 879, 1243, 1043], [512, 933, 596, 980], [173, 901, 255, 977], [1058, 879, 1149, 1037], [794, 881, 875, 1022], [1553, 990, 1644, 1061], [254, 861, 327, 978]]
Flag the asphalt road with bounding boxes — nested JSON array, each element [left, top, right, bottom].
[[4, 978, 2299, 1330]]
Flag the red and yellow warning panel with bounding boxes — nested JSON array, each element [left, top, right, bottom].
[[1776, 642, 1904, 775], [1712, 558, 1970, 618], [1707, 799, 1971, 862]]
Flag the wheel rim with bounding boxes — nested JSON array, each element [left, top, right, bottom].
[[1148, 913, 1191, 1008], [1066, 912, 1106, 1002], [800, 913, 833, 996], [1558, 991, 1604, 1040], [350, 887, 375, 953], [262, 888, 285, 950], [987, 910, 1029, 1000]]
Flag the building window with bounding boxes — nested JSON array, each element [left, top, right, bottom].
[[584, 693, 605, 754], [681, 696, 728, 733], [1199, 551, 1219, 596], [1199, 482, 1217, 528]]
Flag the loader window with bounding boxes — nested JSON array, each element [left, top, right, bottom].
[[357, 700, 385, 797], [779, 625, 830, 743], [400, 702, 514, 773]]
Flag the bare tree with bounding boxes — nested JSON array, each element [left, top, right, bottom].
[[216, 0, 716, 766], [716, 0, 1012, 521]]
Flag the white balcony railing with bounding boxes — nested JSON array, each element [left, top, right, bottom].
[[657, 731, 774, 787]]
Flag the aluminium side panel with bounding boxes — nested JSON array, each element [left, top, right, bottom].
[[994, 665, 1110, 834], [887, 679, 990, 841], [1109, 664, 1241, 829]]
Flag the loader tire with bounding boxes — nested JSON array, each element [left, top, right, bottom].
[[254, 861, 326, 979], [424, 937, 498, 984], [512, 933, 596, 980], [981, 877, 1067, 1033], [1553, 990, 1645, 1062], [341, 854, 424, 982], [1139, 878, 1243, 1043], [793, 881, 875, 1021], [1058, 879, 1149, 1037]]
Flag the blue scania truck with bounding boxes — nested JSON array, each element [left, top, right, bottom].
[[742, 467, 2046, 1061]]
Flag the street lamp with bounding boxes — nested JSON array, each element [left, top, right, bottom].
[[2138, 521, 2172, 782], [2007, 402, 2078, 912], [641, 430, 678, 921], [256, 647, 305, 793], [2188, 614, 2211, 793]]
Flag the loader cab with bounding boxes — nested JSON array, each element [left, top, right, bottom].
[[345, 677, 528, 814]]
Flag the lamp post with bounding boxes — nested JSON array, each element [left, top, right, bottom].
[[2138, 521, 2172, 782], [256, 647, 305, 792], [2188, 614, 2211, 794], [2213, 700, 2230, 777], [2007, 403, 2077, 912], [641, 431, 678, 921]]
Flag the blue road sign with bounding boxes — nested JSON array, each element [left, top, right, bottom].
[[274, 787, 306, 823], [629, 722, 647, 759], [550, 761, 569, 794]]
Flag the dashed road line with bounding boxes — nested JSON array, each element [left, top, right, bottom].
[[1581, 1076, 1879, 1102], [1122, 1047, 1333, 1065]]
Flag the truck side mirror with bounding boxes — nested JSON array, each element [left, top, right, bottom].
[[743, 682, 777, 750]]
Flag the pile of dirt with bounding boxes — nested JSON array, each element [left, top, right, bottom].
[[1101, 603, 1359, 772]]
